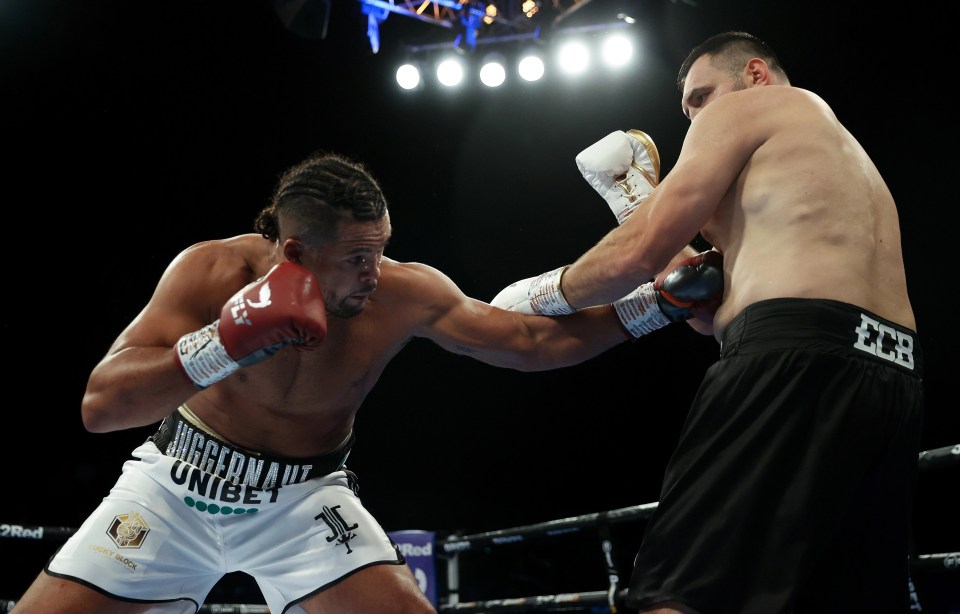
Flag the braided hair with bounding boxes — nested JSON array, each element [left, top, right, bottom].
[[254, 151, 388, 245]]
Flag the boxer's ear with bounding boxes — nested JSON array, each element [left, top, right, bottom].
[[744, 58, 769, 86], [282, 238, 304, 264]]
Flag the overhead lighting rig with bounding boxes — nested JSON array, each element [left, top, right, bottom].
[[354, 1, 637, 91]]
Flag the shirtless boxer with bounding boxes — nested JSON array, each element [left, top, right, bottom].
[[12, 150, 720, 614], [493, 32, 924, 613]]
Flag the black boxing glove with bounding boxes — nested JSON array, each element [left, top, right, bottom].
[[613, 250, 723, 337], [653, 250, 723, 321]]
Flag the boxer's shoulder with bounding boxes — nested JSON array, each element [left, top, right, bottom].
[[160, 235, 266, 306], [174, 234, 268, 272], [374, 258, 468, 312], [380, 257, 441, 285]]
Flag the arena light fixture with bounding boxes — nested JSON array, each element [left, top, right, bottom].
[[517, 51, 545, 82], [436, 56, 465, 87], [556, 39, 589, 75], [483, 2, 497, 25], [396, 62, 422, 90], [601, 33, 633, 69], [390, 17, 638, 91], [479, 53, 507, 87]]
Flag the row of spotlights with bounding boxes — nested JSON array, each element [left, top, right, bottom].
[[396, 34, 635, 90]]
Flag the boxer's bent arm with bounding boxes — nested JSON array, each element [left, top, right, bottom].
[[400, 262, 630, 371], [490, 244, 715, 335], [560, 93, 764, 309], [558, 203, 706, 309], [81, 244, 251, 433]]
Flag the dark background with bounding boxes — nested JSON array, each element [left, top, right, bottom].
[[2, 0, 957, 610]]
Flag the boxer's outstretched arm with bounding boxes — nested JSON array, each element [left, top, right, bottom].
[[399, 261, 632, 372]]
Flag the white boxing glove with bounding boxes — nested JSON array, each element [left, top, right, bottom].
[[575, 129, 660, 225], [490, 266, 575, 315]]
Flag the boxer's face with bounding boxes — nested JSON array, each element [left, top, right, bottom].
[[681, 54, 748, 120], [305, 215, 391, 318]]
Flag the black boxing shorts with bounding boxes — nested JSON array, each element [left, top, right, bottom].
[[626, 297, 924, 614]]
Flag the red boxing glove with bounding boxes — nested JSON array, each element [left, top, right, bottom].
[[175, 262, 328, 389]]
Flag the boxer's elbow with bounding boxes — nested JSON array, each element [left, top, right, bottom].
[[80, 388, 119, 433], [79, 347, 186, 433], [497, 337, 549, 372], [80, 371, 143, 433], [508, 353, 551, 372]]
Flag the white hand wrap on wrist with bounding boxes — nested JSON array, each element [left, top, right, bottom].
[[175, 321, 240, 389], [529, 266, 576, 315], [613, 282, 671, 337]]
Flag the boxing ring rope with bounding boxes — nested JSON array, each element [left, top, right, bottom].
[[439, 444, 960, 612], [2, 444, 958, 613]]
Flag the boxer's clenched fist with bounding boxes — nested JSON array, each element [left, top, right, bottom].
[[576, 129, 660, 225], [613, 250, 723, 337], [175, 262, 328, 389], [489, 266, 575, 316]]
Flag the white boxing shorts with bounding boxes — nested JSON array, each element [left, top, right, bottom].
[[45, 438, 404, 613]]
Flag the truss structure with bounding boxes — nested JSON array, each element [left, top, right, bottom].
[[357, 0, 618, 53]]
